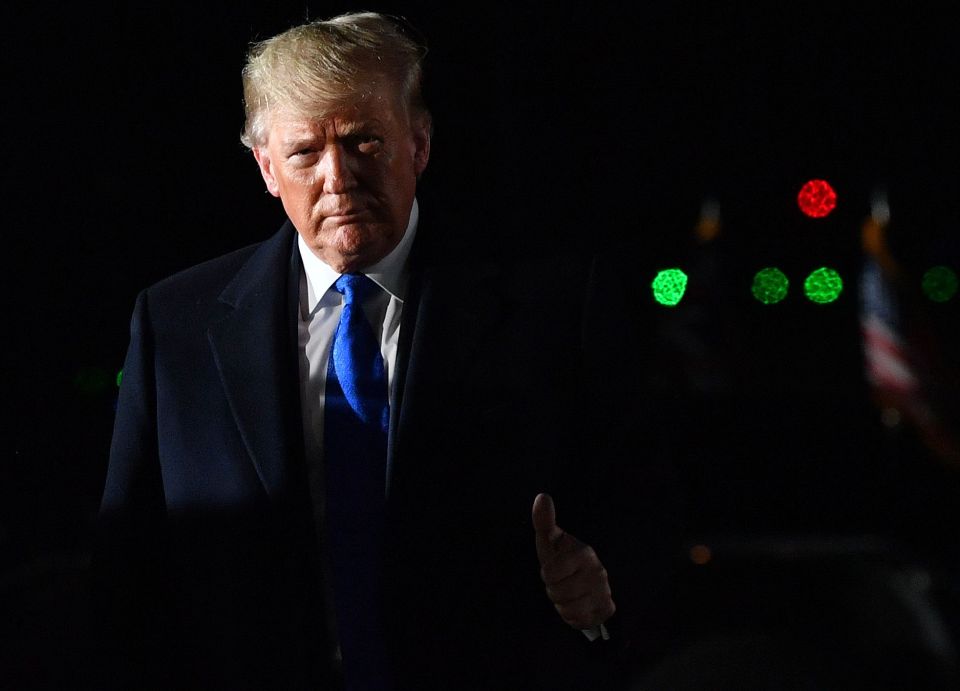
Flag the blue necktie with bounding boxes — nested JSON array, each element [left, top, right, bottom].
[[324, 273, 391, 690]]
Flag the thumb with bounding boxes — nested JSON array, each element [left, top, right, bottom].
[[532, 493, 563, 561]]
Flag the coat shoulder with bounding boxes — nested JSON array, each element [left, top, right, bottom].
[[137, 223, 296, 330], [147, 243, 262, 304]]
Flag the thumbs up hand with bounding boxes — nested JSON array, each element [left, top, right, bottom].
[[532, 493, 616, 630]]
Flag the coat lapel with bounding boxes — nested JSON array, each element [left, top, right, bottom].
[[207, 222, 302, 500], [204, 213, 506, 502]]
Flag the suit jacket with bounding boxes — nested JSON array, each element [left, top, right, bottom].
[[95, 212, 680, 690]]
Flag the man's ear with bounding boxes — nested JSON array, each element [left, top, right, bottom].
[[253, 147, 281, 197], [412, 114, 431, 177]]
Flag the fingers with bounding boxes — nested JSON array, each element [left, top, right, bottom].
[[539, 535, 592, 583], [543, 558, 609, 605], [553, 591, 617, 630], [547, 568, 617, 629]]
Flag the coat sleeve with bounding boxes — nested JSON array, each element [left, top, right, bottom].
[[92, 289, 176, 689], [101, 290, 164, 517]]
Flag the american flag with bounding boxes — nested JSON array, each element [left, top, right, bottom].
[[859, 192, 960, 465]]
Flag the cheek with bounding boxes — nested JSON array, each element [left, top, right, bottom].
[[279, 185, 322, 228], [285, 166, 321, 190], [282, 174, 323, 207]]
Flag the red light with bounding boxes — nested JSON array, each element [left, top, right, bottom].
[[797, 179, 837, 218]]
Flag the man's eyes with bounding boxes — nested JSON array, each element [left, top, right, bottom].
[[287, 134, 383, 159], [286, 145, 319, 160]]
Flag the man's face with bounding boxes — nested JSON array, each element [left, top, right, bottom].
[[253, 88, 431, 273]]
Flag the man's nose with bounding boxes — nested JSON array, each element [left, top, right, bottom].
[[320, 144, 358, 194]]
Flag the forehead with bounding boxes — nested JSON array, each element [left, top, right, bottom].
[[266, 87, 408, 142]]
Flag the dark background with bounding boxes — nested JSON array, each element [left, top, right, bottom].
[[5, 1, 960, 685]]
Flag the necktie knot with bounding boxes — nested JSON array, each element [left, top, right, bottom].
[[334, 273, 379, 306]]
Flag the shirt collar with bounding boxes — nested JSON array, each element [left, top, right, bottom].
[[298, 198, 419, 315]]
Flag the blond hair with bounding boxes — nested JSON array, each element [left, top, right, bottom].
[[240, 12, 428, 148]]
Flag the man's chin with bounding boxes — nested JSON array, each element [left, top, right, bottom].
[[315, 225, 398, 272]]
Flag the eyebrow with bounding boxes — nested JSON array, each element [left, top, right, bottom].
[[282, 137, 319, 150], [337, 119, 384, 135], [277, 118, 387, 150]]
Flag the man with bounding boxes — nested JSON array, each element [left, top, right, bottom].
[[97, 12, 669, 690]]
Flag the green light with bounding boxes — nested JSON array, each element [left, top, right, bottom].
[[922, 266, 958, 302], [804, 267, 843, 304], [116, 369, 124, 387], [652, 268, 688, 307], [752, 267, 789, 304]]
